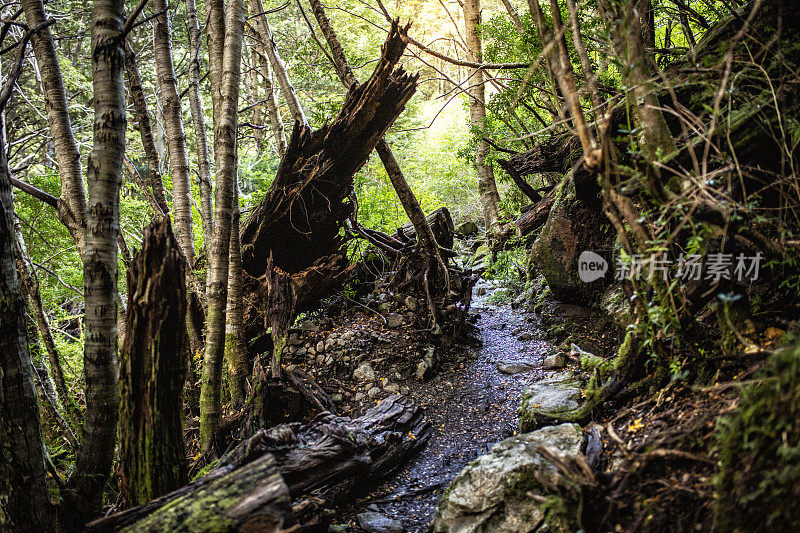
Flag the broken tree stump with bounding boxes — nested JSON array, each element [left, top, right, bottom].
[[118, 218, 188, 508], [239, 21, 418, 355]]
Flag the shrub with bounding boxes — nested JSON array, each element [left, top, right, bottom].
[[714, 338, 800, 531]]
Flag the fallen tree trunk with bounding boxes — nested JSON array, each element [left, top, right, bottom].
[[515, 185, 559, 237], [86, 395, 429, 531], [396, 206, 455, 250]]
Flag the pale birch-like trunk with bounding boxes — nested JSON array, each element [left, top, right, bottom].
[[200, 0, 245, 454], [224, 181, 248, 409], [124, 42, 169, 216], [463, 0, 502, 231], [153, 0, 195, 264], [67, 0, 126, 520], [187, 0, 215, 245], [21, 0, 88, 254], [248, 0, 286, 157], [251, 0, 307, 127]]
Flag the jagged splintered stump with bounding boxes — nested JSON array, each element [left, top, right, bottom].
[[239, 21, 418, 366], [118, 218, 188, 508], [86, 395, 430, 531]]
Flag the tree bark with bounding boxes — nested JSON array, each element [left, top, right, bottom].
[[187, 0, 215, 246], [463, 0, 503, 232], [239, 22, 418, 353], [87, 395, 429, 532], [67, 0, 126, 520], [14, 226, 80, 425], [118, 218, 188, 508], [252, 42, 286, 157], [307, 0, 449, 307], [21, 0, 88, 254], [153, 0, 196, 264], [124, 42, 169, 217], [0, 114, 53, 533], [597, 0, 677, 161], [201, 0, 245, 454], [225, 182, 249, 408], [251, 0, 308, 127]]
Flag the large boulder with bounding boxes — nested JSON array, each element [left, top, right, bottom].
[[433, 423, 584, 533], [519, 372, 582, 433], [529, 175, 614, 304]]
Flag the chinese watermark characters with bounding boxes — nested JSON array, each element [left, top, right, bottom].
[[613, 252, 762, 282]]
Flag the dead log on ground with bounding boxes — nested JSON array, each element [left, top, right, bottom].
[[86, 395, 429, 532]]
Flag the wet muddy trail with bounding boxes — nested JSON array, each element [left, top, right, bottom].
[[340, 282, 557, 532]]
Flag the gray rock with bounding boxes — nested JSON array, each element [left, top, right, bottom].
[[342, 331, 355, 341], [353, 362, 376, 382], [416, 360, 431, 381], [456, 220, 479, 237], [518, 372, 581, 432], [404, 296, 419, 311], [298, 319, 318, 332], [497, 361, 536, 375], [378, 302, 392, 313], [308, 347, 316, 356], [296, 347, 307, 357], [385, 383, 400, 394], [331, 393, 343, 402], [416, 346, 436, 381], [354, 392, 366, 401], [288, 333, 302, 346], [517, 332, 535, 341], [316, 341, 325, 353], [316, 354, 325, 365], [367, 386, 382, 399], [542, 352, 566, 370], [357, 511, 404, 533], [433, 423, 584, 533], [387, 313, 403, 328]]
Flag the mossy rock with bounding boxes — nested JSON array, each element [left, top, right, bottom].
[[518, 373, 582, 433], [433, 423, 584, 533], [530, 177, 614, 305], [714, 339, 800, 531]]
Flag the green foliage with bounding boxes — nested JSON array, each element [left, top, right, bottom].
[[714, 339, 800, 531]]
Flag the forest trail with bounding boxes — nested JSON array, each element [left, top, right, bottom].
[[340, 280, 556, 532]]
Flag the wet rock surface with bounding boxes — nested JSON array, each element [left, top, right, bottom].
[[518, 372, 582, 433], [433, 423, 585, 533]]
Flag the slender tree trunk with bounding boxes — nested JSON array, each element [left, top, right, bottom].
[[597, 0, 677, 161], [124, 42, 169, 217], [187, 0, 215, 246], [21, 0, 88, 254], [565, 0, 605, 117], [153, 0, 196, 264], [251, 0, 308, 127], [14, 226, 80, 425], [67, 0, 126, 520], [463, 0, 502, 232], [224, 181, 248, 409], [248, 0, 286, 157], [0, 116, 53, 533], [206, 0, 226, 126], [200, 0, 245, 454], [25, 312, 79, 449], [119, 218, 188, 508]]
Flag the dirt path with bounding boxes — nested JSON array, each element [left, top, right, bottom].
[[340, 282, 557, 532]]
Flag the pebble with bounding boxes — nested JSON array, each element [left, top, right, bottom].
[[316, 341, 325, 353]]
